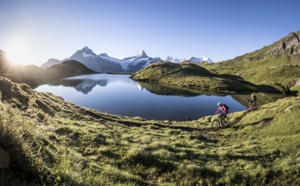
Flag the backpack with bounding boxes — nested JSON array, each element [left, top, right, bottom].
[[223, 104, 229, 110]]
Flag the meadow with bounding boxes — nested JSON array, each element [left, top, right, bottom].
[[1, 77, 300, 185]]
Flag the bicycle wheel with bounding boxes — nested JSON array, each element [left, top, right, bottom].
[[223, 117, 230, 128], [211, 119, 220, 131]]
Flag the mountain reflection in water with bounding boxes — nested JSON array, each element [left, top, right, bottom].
[[62, 74, 143, 94]]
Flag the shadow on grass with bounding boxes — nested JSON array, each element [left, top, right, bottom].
[[152, 123, 203, 132], [189, 134, 219, 143], [234, 117, 274, 130]]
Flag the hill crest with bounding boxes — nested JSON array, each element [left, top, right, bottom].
[[236, 31, 300, 61]]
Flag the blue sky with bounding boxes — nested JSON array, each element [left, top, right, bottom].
[[0, 0, 299, 66]]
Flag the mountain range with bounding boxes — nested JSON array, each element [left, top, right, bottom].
[[41, 47, 214, 73]]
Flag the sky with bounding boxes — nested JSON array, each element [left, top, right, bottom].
[[0, 0, 299, 66]]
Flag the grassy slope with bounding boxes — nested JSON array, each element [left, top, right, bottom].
[[203, 31, 300, 94], [130, 62, 274, 93], [1, 77, 300, 186], [205, 55, 300, 91]]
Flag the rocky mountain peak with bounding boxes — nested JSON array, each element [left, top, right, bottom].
[[135, 50, 148, 58], [99, 53, 109, 58], [80, 46, 95, 54], [236, 31, 300, 61], [268, 31, 300, 56]]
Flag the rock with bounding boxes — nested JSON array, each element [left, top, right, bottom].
[[295, 79, 300, 86], [285, 105, 293, 112]]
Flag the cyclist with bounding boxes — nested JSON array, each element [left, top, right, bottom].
[[215, 102, 228, 119], [247, 94, 257, 111]]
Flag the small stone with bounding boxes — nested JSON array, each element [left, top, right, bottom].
[[285, 105, 293, 112]]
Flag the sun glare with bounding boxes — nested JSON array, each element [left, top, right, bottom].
[[6, 38, 35, 66]]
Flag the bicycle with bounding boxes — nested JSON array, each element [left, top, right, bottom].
[[211, 114, 230, 131]]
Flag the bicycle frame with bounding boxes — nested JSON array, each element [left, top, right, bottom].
[[211, 115, 230, 131]]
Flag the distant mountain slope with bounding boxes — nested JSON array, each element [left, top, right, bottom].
[[42, 58, 61, 68], [204, 31, 300, 93], [0, 50, 12, 73], [67, 47, 123, 72], [0, 51, 96, 87], [44, 60, 97, 79], [131, 62, 279, 93]]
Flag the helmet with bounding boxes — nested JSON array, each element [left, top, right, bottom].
[[217, 102, 221, 106]]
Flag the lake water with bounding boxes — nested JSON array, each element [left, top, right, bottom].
[[34, 74, 283, 121]]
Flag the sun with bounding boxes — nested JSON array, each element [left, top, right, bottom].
[[5, 38, 35, 66]]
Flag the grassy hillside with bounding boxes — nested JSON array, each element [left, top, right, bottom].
[[205, 55, 300, 93], [1, 77, 300, 185], [131, 62, 280, 93], [204, 31, 300, 93]]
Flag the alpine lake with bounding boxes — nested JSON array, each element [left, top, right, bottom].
[[35, 74, 285, 121]]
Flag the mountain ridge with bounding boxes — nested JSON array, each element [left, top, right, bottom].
[[204, 31, 300, 94], [41, 47, 216, 72], [235, 31, 300, 61]]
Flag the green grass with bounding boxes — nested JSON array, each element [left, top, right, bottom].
[[205, 54, 300, 93], [1, 77, 300, 185], [131, 62, 277, 93]]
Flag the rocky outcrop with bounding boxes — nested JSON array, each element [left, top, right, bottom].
[[267, 31, 300, 56], [236, 31, 300, 61]]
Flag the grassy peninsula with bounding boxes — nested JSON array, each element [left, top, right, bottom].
[[130, 62, 280, 94]]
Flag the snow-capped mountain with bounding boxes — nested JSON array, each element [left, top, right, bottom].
[[187, 56, 213, 63], [42, 47, 161, 73], [164, 56, 214, 63], [41, 46, 215, 73], [165, 56, 181, 63], [66, 47, 123, 72], [120, 50, 161, 72]]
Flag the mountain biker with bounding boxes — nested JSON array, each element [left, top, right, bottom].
[[215, 102, 228, 119], [247, 94, 257, 111]]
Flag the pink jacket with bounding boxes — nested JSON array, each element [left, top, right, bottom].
[[215, 105, 228, 114]]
